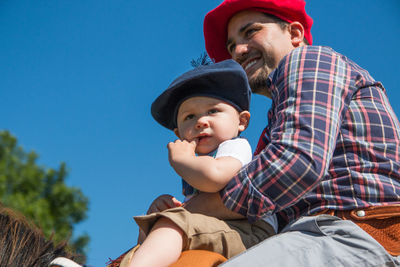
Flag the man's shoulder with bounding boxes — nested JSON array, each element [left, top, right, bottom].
[[288, 45, 337, 59], [275, 45, 343, 73], [286, 45, 370, 80], [268, 45, 349, 87]]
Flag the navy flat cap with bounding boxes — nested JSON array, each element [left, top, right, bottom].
[[151, 59, 251, 130]]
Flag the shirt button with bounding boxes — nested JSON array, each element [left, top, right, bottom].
[[356, 210, 366, 217]]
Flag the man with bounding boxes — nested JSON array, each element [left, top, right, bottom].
[[185, 0, 400, 266]]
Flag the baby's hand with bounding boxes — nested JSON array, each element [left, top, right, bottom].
[[146, 194, 182, 214], [167, 139, 197, 164]]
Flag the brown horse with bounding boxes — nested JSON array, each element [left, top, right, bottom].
[[0, 204, 81, 267]]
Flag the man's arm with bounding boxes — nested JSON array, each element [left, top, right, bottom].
[[220, 46, 356, 222], [183, 191, 245, 220]]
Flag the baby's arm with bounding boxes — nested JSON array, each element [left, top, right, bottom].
[[168, 139, 243, 192]]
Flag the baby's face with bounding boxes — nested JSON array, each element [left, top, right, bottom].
[[175, 96, 244, 155]]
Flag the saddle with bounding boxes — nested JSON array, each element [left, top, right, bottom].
[[107, 245, 227, 267]]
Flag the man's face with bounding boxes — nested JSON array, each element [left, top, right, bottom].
[[227, 10, 296, 97]]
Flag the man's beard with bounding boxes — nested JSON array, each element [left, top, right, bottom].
[[249, 54, 277, 97], [249, 68, 269, 95]]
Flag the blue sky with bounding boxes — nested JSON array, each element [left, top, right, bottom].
[[1, 1, 399, 266]]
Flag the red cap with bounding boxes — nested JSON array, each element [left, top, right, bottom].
[[204, 0, 313, 62]]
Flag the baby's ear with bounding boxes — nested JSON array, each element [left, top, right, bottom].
[[238, 111, 251, 132], [173, 128, 181, 139]]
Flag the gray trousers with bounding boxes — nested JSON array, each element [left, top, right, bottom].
[[221, 215, 400, 267]]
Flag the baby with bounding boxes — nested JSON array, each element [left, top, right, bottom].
[[129, 60, 277, 267]]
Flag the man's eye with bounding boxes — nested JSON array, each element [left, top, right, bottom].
[[184, 114, 195, 121], [245, 28, 257, 37], [227, 43, 236, 54]]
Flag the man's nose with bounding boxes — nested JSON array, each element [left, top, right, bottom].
[[233, 43, 249, 61]]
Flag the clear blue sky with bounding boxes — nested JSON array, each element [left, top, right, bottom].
[[1, 1, 399, 266]]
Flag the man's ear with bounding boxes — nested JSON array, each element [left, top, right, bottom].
[[288, 22, 305, 47], [173, 128, 181, 139], [238, 111, 251, 132]]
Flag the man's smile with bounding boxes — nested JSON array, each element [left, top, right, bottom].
[[244, 59, 257, 71], [239, 52, 263, 75]]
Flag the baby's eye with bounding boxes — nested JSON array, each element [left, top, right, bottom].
[[184, 114, 195, 121], [208, 109, 219, 115]]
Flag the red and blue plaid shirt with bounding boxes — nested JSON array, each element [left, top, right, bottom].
[[220, 46, 400, 225]]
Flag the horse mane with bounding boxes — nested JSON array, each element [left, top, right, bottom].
[[0, 204, 76, 267]]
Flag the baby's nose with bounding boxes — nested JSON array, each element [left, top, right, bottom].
[[196, 117, 209, 128]]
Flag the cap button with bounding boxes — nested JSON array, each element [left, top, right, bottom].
[[356, 210, 366, 217]]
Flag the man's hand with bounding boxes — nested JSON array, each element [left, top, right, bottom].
[[184, 192, 245, 220], [147, 194, 182, 214], [167, 139, 197, 167]]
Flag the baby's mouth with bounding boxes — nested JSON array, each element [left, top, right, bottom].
[[197, 134, 211, 144]]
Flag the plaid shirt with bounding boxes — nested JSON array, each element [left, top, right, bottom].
[[221, 46, 400, 225]]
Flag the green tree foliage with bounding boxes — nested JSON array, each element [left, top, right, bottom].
[[0, 130, 89, 260]]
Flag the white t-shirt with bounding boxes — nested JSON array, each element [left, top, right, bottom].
[[215, 138, 253, 165]]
